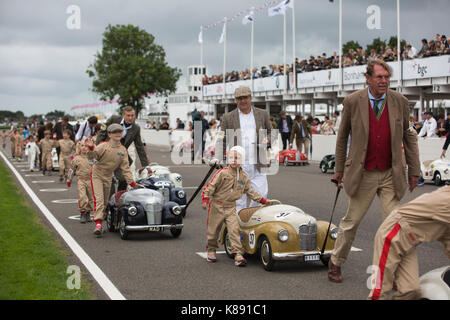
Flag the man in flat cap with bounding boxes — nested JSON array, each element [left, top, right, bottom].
[[214, 86, 274, 211]]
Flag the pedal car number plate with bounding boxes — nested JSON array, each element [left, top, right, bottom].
[[148, 227, 160, 232], [304, 254, 320, 262]]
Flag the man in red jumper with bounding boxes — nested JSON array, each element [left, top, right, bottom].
[[328, 60, 420, 283]]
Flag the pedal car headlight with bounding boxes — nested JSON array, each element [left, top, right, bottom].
[[444, 169, 449, 174], [172, 205, 182, 216], [177, 190, 185, 198], [128, 206, 137, 216], [330, 227, 339, 240], [278, 229, 289, 242]]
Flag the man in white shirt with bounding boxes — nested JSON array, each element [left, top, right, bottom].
[[75, 116, 98, 142], [418, 112, 438, 138], [405, 44, 418, 59], [333, 111, 341, 133], [215, 86, 274, 212]]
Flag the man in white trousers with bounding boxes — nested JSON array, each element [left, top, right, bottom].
[[214, 86, 274, 212]]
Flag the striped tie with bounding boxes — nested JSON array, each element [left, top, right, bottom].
[[371, 99, 383, 117]]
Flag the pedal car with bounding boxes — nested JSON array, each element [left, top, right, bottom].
[[420, 159, 450, 186], [319, 154, 335, 173], [279, 149, 308, 166], [137, 176, 186, 208], [51, 147, 59, 171], [135, 162, 183, 188], [220, 200, 338, 271], [106, 188, 184, 240], [419, 266, 450, 300]]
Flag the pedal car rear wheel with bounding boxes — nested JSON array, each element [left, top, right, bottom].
[[320, 255, 330, 267], [259, 236, 275, 271], [106, 207, 115, 232], [170, 228, 182, 238], [435, 172, 443, 186], [119, 214, 129, 240]]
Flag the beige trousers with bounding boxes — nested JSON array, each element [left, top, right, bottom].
[[77, 178, 93, 213], [368, 211, 421, 300], [296, 138, 310, 159], [206, 201, 244, 255], [90, 170, 112, 221], [331, 168, 400, 267], [59, 155, 71, 178], [41, 152, 52, 171]]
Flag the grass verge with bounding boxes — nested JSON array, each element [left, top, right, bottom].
[[0, 158, 96, 300]]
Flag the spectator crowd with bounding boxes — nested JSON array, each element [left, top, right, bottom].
[[203, 33, 450, 85]]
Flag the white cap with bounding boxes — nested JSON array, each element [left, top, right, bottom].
[[229, 146, 245, 163]]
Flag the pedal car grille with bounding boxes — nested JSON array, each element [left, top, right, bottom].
[[144, 203, 162, 225], [158, 187, 170, 202], [299, 222, 317, 251]]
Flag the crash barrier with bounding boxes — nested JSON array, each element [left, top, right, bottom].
[[202, 55, 450, 96], [141, 129, 447, 163]]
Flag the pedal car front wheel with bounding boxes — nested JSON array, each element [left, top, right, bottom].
[[259, 236, 275, 271]]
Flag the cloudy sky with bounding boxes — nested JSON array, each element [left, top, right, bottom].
[[0, 0, 448, 116]]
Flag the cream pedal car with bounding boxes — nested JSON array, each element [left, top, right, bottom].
[[419, 266, 450, 300], [134, 163, 183, 188], [420, 159, 450, 186], [220, 200, 338, 271]]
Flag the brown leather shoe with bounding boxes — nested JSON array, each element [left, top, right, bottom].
[[328, 260, 343, 283]]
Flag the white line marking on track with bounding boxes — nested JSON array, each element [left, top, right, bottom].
[[39, 188, 67, 192], [196, 251, 227, 259], [351, 247, 363, 252], [25, 174, 45, 177], [0, 150, 126, 300], [32, 180, 55, 183], [52, 199, 79, 204]]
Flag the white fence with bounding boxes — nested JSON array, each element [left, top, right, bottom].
[[141, 129, 447, 163]]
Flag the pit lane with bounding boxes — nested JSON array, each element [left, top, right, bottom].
[[1, 146, 448, 300]]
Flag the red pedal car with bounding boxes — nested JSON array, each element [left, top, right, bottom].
[[279, 149, 308, 166]]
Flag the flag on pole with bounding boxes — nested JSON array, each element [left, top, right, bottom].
[[218, 21, 226, 43], [198, 28, 203, 44], [268, 0, 292, 16], [242, 10, 254, 25]]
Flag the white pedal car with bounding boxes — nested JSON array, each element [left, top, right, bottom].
[[134, 163, 183, 188], [420, 159, 450, 186], [420, 266, 450, 300], [51, 148, 59, 171]]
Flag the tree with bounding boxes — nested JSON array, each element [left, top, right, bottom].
[[366, 37, 387, 54], [343, 40, 361, 54], [87, 24, 181, 115], [45, 110, 66, 120], [387, 36, 407, 51]]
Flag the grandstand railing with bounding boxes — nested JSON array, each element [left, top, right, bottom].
[[202, 55, 450, 99]]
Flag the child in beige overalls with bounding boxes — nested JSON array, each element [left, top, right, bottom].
[[67, 139, 94, 223], [202, 146, 270, 266], [86, 124, 141, 237], [369, 186, 450, 300], [55, 129, 75, 182], [39, 130, 55, 175]]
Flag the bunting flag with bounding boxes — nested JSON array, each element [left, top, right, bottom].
[[268, 0, 292, 16], [199, 0, 282, 32], [242, 10, 254, 25], [218, 22, 226, 43], [198, 28, 203, 44]]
